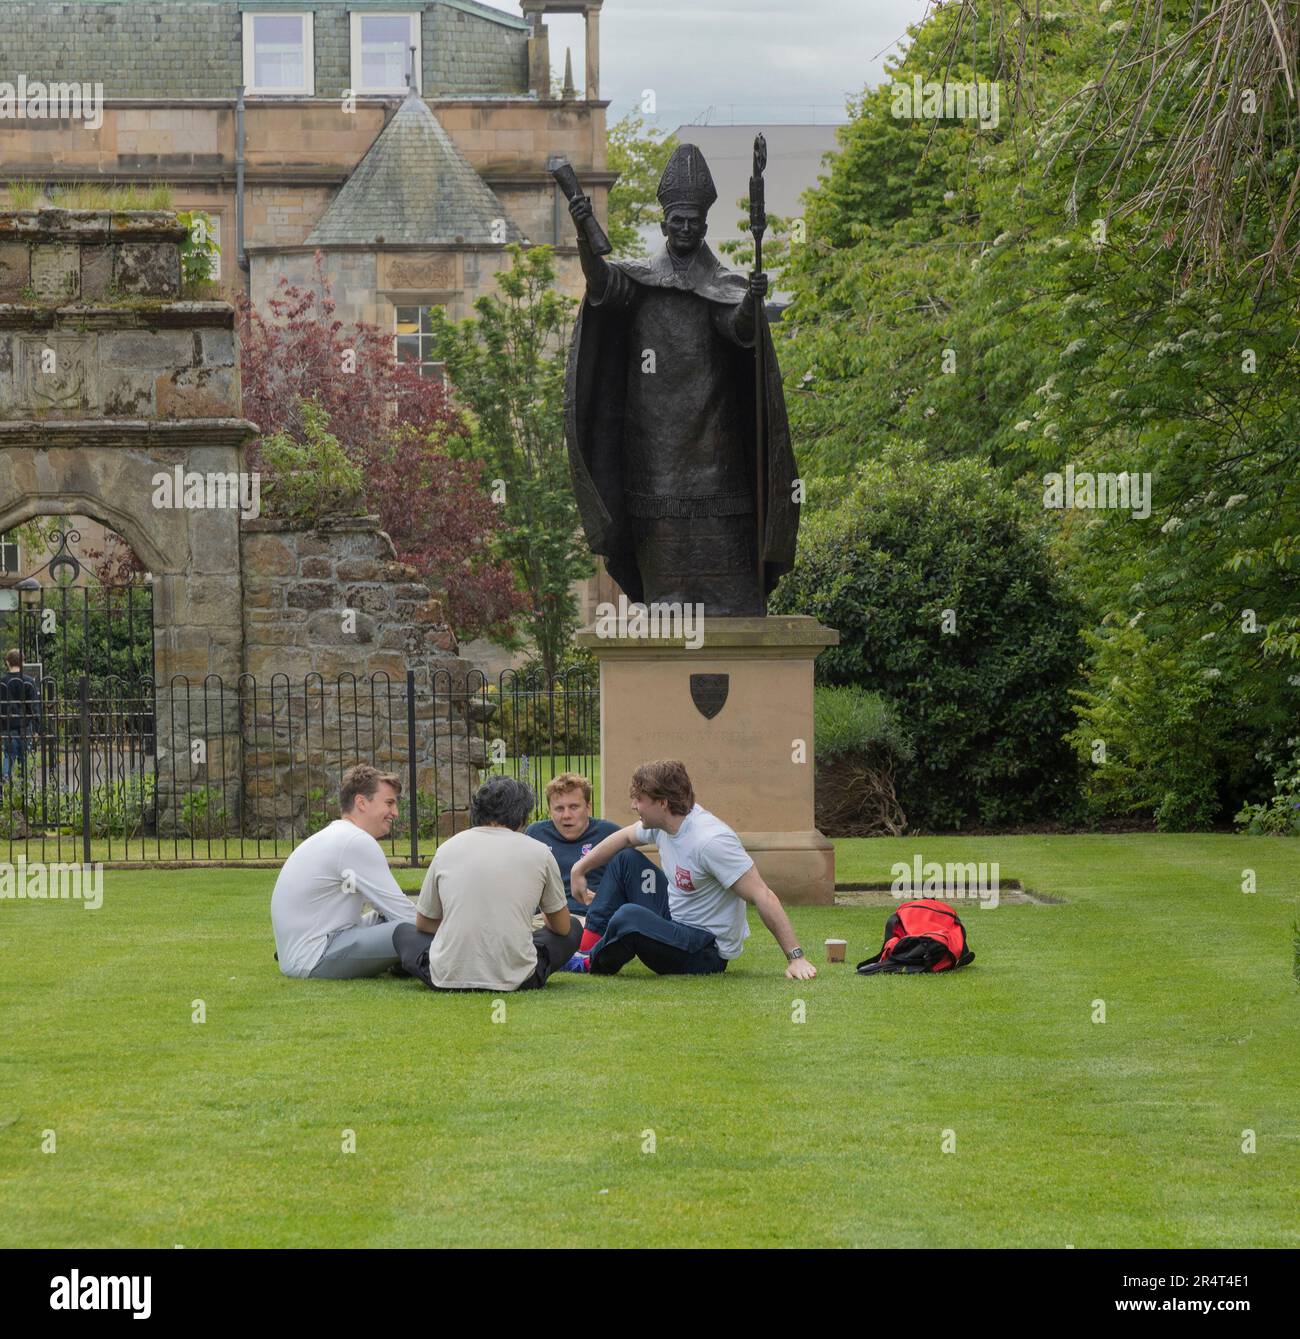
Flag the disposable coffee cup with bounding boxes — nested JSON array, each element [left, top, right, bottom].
[[825, 938, 847, 963]]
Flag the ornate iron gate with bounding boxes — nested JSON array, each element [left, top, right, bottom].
[[3, 528, 156, 695], [1, 527, 158, 860]]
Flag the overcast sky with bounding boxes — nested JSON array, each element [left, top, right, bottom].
[[477, 0, 930, 126]]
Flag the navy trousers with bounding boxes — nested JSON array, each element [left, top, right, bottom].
[[586, 848, 727, 977]]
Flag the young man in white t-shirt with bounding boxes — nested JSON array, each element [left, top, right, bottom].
[[566, 760, 817, 979], [270, 764, 418, 978]]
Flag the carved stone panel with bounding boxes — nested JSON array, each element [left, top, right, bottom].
[[381, 253, 458, 291], [16, 335, 98, 415]]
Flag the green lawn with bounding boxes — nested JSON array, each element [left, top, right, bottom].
[[0, 835, 1296, 1247]]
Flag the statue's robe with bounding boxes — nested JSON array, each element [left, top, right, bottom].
[[564, 241, 798, 608]]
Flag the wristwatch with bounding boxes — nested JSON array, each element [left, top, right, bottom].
[[785, 946, 805, 962]]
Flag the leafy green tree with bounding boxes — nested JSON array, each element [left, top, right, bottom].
[[1000, 6, 1300, 824], [772, 0, 1299, 828], [259, 398, 365, 522], [775, 12, 1103, 484], [28, 580, 155, 695], [1066, 619, 1249, 832], [606, 113, 678, 257], [773, 443, 1085, 832], [717, 209, 798, 287], [425, 245, 591, 675]]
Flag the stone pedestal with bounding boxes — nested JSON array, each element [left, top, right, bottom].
[[576, 615, 840, 905]]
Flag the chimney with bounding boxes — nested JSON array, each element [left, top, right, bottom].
[[527, 13, 551, 97]]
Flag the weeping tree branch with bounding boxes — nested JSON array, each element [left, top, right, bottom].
[[939, 1, 1300, 289]]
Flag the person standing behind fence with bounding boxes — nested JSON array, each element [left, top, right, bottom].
[[271, 764, 418, 979], [0, 649, 42, 783], [393, 775, 581, 992]]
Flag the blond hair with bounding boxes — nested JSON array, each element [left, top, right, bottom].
[[545, 771, 593, 806]]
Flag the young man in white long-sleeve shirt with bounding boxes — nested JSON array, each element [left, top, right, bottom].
[[270, 764, 417, 979]]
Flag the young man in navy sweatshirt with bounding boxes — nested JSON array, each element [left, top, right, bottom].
[[524, 772, 620, 917]]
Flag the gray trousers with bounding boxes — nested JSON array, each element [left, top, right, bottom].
[[308, 917, 401, 979]]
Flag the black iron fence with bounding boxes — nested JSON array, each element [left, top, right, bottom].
[[0, 669, 599, 866]]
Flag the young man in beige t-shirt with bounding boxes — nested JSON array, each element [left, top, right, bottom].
[[394, 776, 581, 992]]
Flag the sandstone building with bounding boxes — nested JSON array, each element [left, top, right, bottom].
[[0, 0, 612, 345]]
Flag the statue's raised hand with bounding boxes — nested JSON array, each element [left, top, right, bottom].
[[569, 194, 594, 228]]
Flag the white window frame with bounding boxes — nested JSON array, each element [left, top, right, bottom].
[[0, 541, 19, 576], [243, 12, 315, 96], [394, 303, 446, 384], [350, 11, 421, 95]]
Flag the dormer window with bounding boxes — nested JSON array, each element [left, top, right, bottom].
[[351, 12, 421, 94], [243, 13, 315, 95]]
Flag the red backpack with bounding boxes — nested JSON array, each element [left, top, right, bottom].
[[856, 899, 975, 975]]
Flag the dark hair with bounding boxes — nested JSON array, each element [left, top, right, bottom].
[[629, 760, 695, 816], [4, 649, 21, 670], [340, 764, 402, 813], [470, 775, 534, 830]]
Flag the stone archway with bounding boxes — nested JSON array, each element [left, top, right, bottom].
[[0, 211, 255, 685], [0, 210, 467, 694], [0, 513, 156, 693], [2, 207, 486, 855], [0, 428, 253, 685], [1, 210, 256, 838], [0, 491, 171, 576]]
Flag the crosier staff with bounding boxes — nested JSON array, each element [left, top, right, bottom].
[[749, 133, 769, 591]]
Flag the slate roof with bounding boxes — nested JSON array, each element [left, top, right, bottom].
[[305, 91, 526, 247], [0, 1, 530, 100]]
